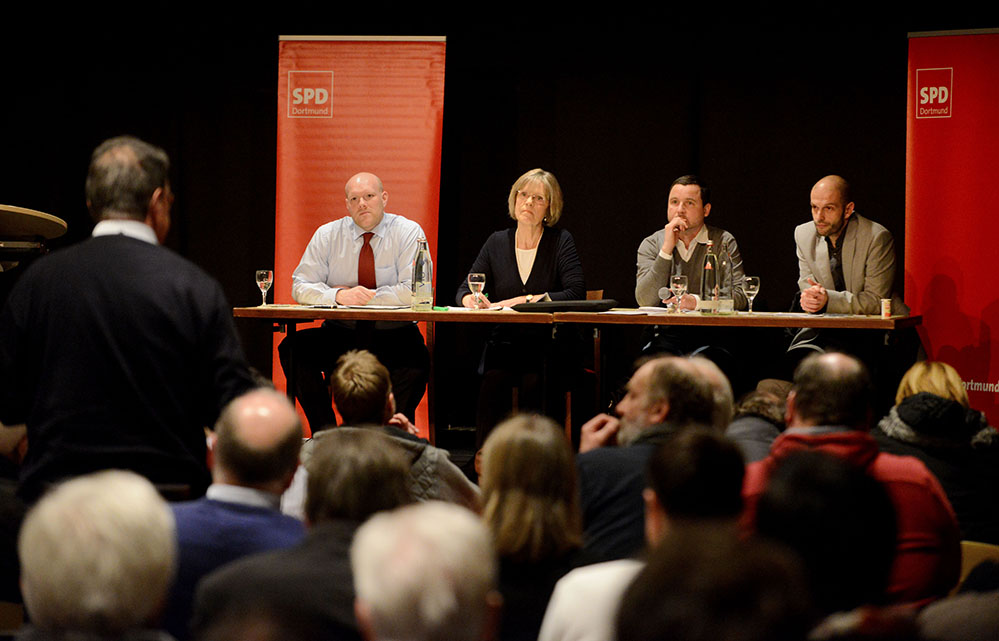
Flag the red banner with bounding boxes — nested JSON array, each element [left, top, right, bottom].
[[275, 36, 445, 435], [906, 30, 999, 423]]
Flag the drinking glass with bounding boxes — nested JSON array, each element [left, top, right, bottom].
[[468, 273, 486, 308], [255, 270, 273, 306], [745, 276, 761, 313], [669, 274, 688, 313]]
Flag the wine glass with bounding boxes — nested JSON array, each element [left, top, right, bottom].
[[744, 276, 760, 313], [468, 273, 486, 308], [255, 270, 273, 306], [669, 274, 688, 313]]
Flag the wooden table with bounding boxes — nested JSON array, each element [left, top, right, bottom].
[[234, 305, 921, 441], [233, 305, 553, 325], [233, 304, 920, 329], [0, 204, 67, 266], [234, 305, 553, 441], [554, 309, 921, 329]]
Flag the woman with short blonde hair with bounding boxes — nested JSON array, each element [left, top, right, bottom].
[[894, 360, 969, 407], [456, 169, 586, 446], [875, 360, 999, 543]]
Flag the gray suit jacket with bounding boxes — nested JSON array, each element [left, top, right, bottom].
[[794, 213, 908, 315]]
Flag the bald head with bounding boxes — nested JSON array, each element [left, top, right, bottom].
[[213, 388, 303, 491], [345, 172, 384, 196], [812, 175, 851, 204], [345, 172, 388, 231], [85, 135, 170, 223], [809, 175, 854, 243], [787, 352, 872, 430]]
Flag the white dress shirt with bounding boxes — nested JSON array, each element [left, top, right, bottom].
[[206, 483, 282, 511], [92, 219, 159, 245], [291, 212, 427, 306]]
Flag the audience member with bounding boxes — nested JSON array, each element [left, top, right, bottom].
[[742, 352, 961, 605], [873, 360, 999, 544], [281, 350, 479, 517], [725, 390, 785, 463], [192, 430, 413, 641], [18, 470, 176, 640], [807, 606, 920, 641], [0, 424, 26, 601], [164, 388, 306, 640], [193, 606, 325, 641], [0, 135, 255, 502], [686, 355, 734, 430], [755, 450, 897, 616], [480, 415, 582, 641], [575, 356, 718, 561], [615, 527, 812, 641], [918, 587, 999, 641], [351, 502, 501, 641], [540, 429, 745, 641]]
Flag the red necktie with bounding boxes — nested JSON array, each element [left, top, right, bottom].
[[358, 232, 376, 289]]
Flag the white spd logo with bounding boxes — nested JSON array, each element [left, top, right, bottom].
[[916, 68, 952, 119], [288, 71, 333, 118]]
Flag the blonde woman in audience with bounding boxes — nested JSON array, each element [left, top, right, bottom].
[[873, 360, 999, 543], [480, 414, 583, 641]]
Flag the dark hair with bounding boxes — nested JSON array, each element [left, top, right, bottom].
[[791, 353, 872, 429], [669, 174, 710, 206], [755, 450, 897, 614], [733, 391, 786, 430], [616, 527, 812, 641], [213, 392, 302, 487], [331, 350, 391, 426], [645, 358, 716, 429], [645, 429, 744, 520], [305, 430, 412, 524], [85, 135, 170, 222]]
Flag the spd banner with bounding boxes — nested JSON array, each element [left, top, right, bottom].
[[906, 30, 999, 424], [275, 36, 445, 436]]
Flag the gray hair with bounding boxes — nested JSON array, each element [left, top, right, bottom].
[[351, 501, 497, 641], [19, 470, 176, 635], [687, 356, 734, 430], [85, 135, 169, 222]]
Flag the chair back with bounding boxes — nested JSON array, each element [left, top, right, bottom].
[[954, 540, 999, 594]]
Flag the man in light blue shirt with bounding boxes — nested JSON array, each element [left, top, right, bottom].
[[278, 172, 430, 432]]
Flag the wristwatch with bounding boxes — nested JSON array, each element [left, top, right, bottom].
[[526, 294, 534, 303]]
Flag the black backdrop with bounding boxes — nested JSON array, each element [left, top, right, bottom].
[[1, 8, 993, 434]]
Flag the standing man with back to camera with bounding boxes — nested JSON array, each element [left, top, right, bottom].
[[0, 135, 255, 502], [279, 172, 430, 433]]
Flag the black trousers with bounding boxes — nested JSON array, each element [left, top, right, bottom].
[[278, 322, 429, 432]]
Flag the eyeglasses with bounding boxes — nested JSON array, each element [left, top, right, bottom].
[[516, 190, 548, 206]]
